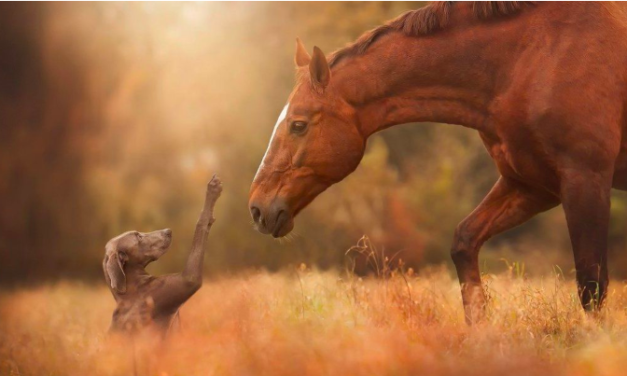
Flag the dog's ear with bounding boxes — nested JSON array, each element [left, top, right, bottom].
[[104, 246, 127, 294]]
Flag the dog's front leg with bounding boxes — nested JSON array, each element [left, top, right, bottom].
[[182, 175, 222, 287], [150, 176, 222, 315]]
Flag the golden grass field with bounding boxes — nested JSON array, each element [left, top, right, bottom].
[[2, 265, 627, 376]]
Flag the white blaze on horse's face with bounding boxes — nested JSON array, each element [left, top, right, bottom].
[[254, 104, 289, 181]]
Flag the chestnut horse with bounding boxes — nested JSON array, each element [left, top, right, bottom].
[[249, 2, 627, 323]]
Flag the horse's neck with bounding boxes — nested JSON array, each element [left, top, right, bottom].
[[331, 15, 526, 137]]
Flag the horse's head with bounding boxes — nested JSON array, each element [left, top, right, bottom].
[[249, 39, 366, 238]]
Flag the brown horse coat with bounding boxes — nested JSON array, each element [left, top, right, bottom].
[[249, 2, 627, 322]]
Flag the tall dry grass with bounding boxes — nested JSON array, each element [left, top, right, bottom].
[[2, 265, 627, 376]]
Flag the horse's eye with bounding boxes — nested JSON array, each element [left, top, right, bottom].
[[290, 121, 308, 134], [136, 233, 142, 242]]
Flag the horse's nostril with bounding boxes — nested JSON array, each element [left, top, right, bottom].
[[250, 205, 261, 223]]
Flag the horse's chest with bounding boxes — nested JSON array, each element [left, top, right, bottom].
[[480, 133, 558, 192]]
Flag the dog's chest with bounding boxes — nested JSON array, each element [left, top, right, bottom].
[[111, 296, 156, 332]]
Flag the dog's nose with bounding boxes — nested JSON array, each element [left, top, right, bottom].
[[163, 228, 172, 237]]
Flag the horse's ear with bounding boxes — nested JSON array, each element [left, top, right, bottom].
[[104, 247, 127, 294], [309, 46, 330, 90], [295, 37, 311, 67]]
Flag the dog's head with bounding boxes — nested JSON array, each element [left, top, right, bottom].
[[103, 229, 173, 294]]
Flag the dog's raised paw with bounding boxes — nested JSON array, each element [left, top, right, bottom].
[[207, 174, 223, 197]]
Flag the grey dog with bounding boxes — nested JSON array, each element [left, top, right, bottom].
[[103, 175, 222, 334]]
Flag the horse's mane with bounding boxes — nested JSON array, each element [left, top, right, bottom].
[[328, 1, 535, 68]]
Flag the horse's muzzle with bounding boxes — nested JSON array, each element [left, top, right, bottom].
[[249, 198, 294, 238]]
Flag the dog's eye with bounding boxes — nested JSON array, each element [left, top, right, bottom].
[[290, 121, 308, 135]]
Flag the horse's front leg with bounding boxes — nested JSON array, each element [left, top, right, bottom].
[[451, 177, 559, 324], [560, 169, 613, 311]]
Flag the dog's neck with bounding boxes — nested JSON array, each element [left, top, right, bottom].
[[121, 264, 153, 296]]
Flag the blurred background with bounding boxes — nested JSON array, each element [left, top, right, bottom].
[[2, 1, 627, 285]]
